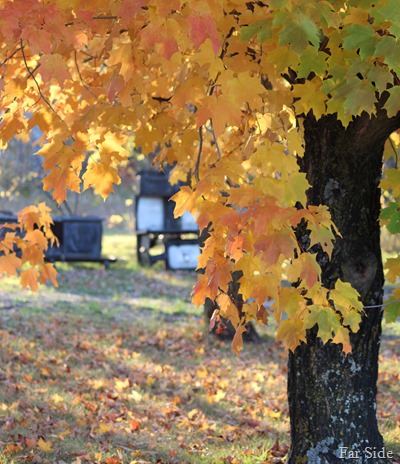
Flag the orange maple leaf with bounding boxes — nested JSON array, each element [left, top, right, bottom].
[[39, 54, 71, 84], [20, 268, 39, 291], [0, 254, 22, 276], [188, 13, 220, 53], [232, 325, 247, 355], [39, 263, 58, 287], [42, 167, 81, 204], [83, 162, 120, 200], [105, 458, 121, 464]]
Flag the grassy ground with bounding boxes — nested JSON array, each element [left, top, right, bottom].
[[0, 232, 399, 464]]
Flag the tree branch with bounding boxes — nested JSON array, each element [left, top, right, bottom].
[[20, 39, 59, 117], [0, 45, 23, 67], [74, 51, 97, 98], [389, 136, 399, 169], [194, 126, 203, 182], [92, 15, 118, 20], [206, 120, 222, 160]]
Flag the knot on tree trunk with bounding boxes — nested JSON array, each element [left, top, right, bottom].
[[340, 241, 378, 297]]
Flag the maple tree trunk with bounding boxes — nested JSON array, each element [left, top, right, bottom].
[[287, 111, 400, 464]]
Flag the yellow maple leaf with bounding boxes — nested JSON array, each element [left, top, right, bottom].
[[384, 256, 400, 283], [196, 366, 208, 378], [332, 326, 352, 354], [99, 131, 129, 163], [52, 393, 64, 403], [146, 374, 156, 386], [276, 319, 307, 352], [293, 78, 327, 120], [96, 422, 113, 434], [18, 205, 40, 232], [83, 162, 120, 200], [196, 94, 242, 137], [20, 243, 46, 267], [37, 438, 53, 453], [114, 377, 130, 391], [171, 186, 197, 218]]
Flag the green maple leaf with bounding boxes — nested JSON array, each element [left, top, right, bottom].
[[330, 280, 363, 332], [374, 36, 400, 75], [343, 24, 377, 59], [283, 172, 309, 207], [304, 306, 341, 344], [264, 46, 299, 73], [296, 46, 327, 78], [379, 0, 400, 36], [380, 168, 400, 197], [385, 299, 400, 323], [367, 66, 394, 94], [278, 13, 321, 54], [386, 89, 400, 120], [380, 202, 400, 234], [240, 20, 272, 43], [269, 0, 292, 8], [332, 77, 376, 118]]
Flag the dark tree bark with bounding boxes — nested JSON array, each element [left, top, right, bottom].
[[287, 110, 400, 464], [200, 227, 260, 342], [204, 274, 261, 343]]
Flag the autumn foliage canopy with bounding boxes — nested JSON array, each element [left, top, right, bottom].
[[0, 0, 399, 353]]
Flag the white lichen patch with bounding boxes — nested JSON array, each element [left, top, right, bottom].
[[306, 437, 335, 464]]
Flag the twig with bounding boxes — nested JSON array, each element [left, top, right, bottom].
[[74, 51, 97, 98], [0, 230, 19, 254], [42, 189, 73, 215], [0, 45, 23, 67], [364, 298, 400, 309], [92, 15, 118, 20], [206, 120, 222, 160], [389, 137, 399, 169], [194, 126, 203, 182], [20, 39, 60, 117]]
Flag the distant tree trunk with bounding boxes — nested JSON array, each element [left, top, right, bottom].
[[204, 297, 260, 342], [204, 297, 237, 339], [200, 230, 260, 342], [287, 110, 400, 463]]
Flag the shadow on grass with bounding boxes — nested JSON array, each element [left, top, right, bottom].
[[0, 297, 285, 463]]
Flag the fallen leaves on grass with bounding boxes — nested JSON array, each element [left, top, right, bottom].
[[0, 251, 399, 463], [0, 298, 290, 463]]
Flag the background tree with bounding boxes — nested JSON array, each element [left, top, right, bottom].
[[0, 129, 43, 204], [0, 1, 399, 462]]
